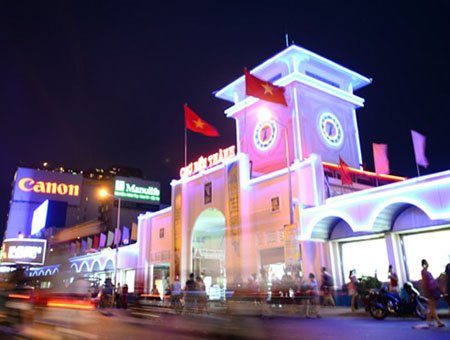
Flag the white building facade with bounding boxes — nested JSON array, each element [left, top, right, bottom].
[[135, 45, 450, 295]]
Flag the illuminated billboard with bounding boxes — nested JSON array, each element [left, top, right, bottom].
[[31, 200, 68, 235], [13, 168, 83, 206], [1, 238, 47, 265], [114, 177, 160, 204]]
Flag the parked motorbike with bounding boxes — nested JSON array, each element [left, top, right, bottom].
[[366, 282, 428, 320]]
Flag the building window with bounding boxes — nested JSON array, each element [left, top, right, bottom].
[[204, 182, 212, 204], [305, 70, 340, 88], [266, 231, 277, 244], [159, 228, 165, 239], [271, 197, 280, 212]]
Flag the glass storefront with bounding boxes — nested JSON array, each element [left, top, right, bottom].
[[402, 228, 450, 281], [341, 238, 389, 281]]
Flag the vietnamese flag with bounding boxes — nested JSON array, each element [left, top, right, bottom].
[[244, 68, 288, 106], [339, 156, 353, 186], [184, 104, 220, 137]]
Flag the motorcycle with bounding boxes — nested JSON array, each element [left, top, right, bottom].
[[366, 282, 428, 320]]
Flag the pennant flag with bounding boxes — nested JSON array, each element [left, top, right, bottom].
[[411, 130, 429, 168], [184, 104, 220, 137], [372, 143, 390, 174], [114, 228, 122, 247], [244, 68, 288, 106], [339, 156, 353, 186]]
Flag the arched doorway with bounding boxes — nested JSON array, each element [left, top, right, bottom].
[[191, 208, 226, 300]]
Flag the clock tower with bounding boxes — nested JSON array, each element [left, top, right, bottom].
[[215, 45, 371, 177]]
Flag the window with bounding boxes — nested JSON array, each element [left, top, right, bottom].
[[271, 197, 280, 212], [402, 229, 450, 281], [305, 70, 340, 88], [159, 228, 165, 239], [204, 182, 212, 204], [341, 238, 389, 280]]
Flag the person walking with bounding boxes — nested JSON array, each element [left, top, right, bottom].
[[420, 259, 445, 328], [348, 269, 359, 312], [121, 283, 128, 309], [445, 263, 450, 316], [184, 273, 197, 312], [306, 273, 321, 318], [321, 267, 335, 307]]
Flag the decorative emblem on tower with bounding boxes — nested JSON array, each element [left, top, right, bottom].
[[254, 120, 278, 151], [318, 112, 344, 148]]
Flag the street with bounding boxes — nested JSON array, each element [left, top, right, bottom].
[[2, 306, 449, 339]]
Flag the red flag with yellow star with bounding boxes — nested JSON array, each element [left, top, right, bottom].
[[244, 68, 287, 106], [339, 156, 353, 186], [184, 104, 220, 137]]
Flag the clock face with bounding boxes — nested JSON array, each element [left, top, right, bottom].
[[254, 120, 277, 151], [319, 112, 344, 147]]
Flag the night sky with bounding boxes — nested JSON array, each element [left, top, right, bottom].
[[1, 1, 449, 239]]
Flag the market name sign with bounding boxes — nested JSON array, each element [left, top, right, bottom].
[[18, 177, 80, 197], [114, 178, 160, 204], [180, 145, 236, 179], [1, 239, 47, 265]]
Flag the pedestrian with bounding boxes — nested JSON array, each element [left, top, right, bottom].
[[184, 273, 197, 311], [388, 265, 399, 293], [196, 276, 207, 313], [170, 275, 182, 310], [445, 263, 450, 316], [306, 273, 321, 318], [115, 283, 122, 308], [321, 267, 335, 307], [420, 259, 445, 328], [348, 269, 359, 312], [121, 283, 128, 309]]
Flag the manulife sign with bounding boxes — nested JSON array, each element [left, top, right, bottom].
[[114, 177, 160, 204]]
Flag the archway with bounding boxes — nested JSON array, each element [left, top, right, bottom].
[[191, 208, 226, 300]]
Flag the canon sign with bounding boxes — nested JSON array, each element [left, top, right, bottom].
[[13, 168, 83, 206]]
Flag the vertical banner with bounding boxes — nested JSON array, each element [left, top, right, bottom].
[[227, 161, 242, 281], [173, 184, 182, 278], [284, 223, 301, 268]]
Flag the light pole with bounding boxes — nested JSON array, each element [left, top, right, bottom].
[[99, 189, 121, 294]]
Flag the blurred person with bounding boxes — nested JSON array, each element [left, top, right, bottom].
[[321, 267, 335, 307], [420, 259, 445, 328], [348, 269, 359, 312], [196, 276, 207, 313], [100, 278, 114, 309], [306, 273, 321, 318], [115, 283, 122, 308], [445, 263, 450, 315], [388, 264, 399, 293], [170, 275, 182, 311], [121, 284, 128, 309], [184, 273, 197, 311]]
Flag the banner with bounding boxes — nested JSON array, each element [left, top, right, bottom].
[[284, 224, 300, 267], [172, 184, 183, 278], [227, 161, 242, 280]]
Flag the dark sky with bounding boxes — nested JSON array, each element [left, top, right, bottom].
[[1, 1, 450, 237]]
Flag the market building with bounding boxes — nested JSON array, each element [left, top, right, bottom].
[[1, 164, 161, 292], [135, 44, 450, 297]]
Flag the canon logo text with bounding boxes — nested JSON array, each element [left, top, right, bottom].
[[18, 178, 80, 197]]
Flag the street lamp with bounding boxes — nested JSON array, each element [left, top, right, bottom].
[[99, 188, 121, 291], [258, 108, 294, 225]]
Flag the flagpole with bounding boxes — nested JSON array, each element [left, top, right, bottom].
[[416, 162, 421, 177], [184, 126, 187, 167]]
